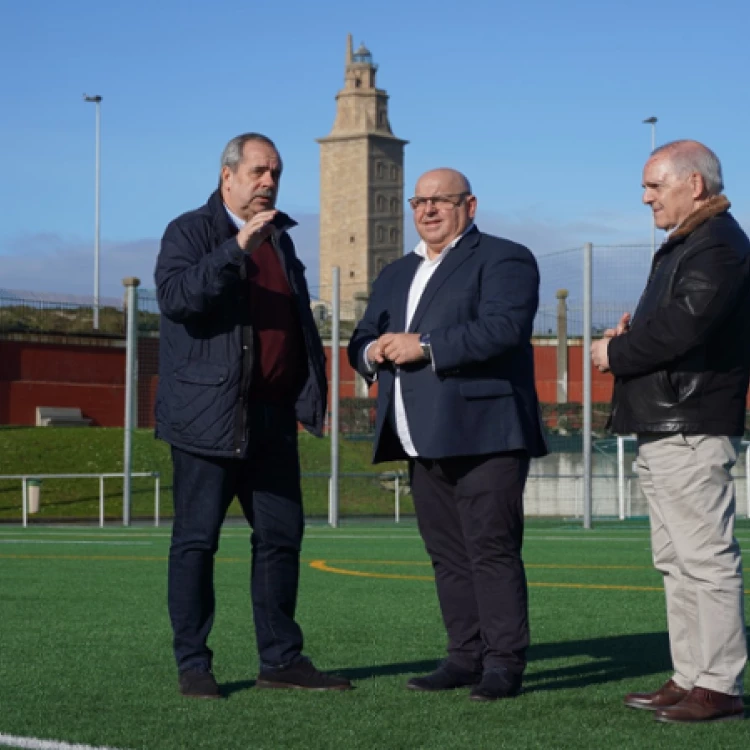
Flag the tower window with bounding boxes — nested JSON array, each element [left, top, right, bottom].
[[350, 271, 355, 278], [390, 198, 398, 214], [377, 195, 386, 212], [376, 162, 384, 178], [390, 165, 397, 180], [355, 78, 361, 88], [390, 228, 398, 243], [350, 235, 355, 243], [377, 226, 385, 242]]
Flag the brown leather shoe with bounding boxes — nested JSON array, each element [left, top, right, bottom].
[[654, 687, 745, 723], [623, 679, 689, 711]]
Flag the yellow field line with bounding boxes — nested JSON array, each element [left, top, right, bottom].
[[0, 553, 647, 570], [309, 560, 433, 581], [303, 559, 652, 570], [3, 553, 748, 595], [308, 560, 750, 594], [308, 560, 664, 590]]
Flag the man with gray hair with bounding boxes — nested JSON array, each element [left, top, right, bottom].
[[155, 133, 351, 698], [591, 140, 749, 723]]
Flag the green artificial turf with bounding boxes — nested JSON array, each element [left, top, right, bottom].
[[0, 427, 408, 522], [1, 522, 748, 750]]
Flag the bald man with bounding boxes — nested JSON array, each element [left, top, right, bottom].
[[592, 141, 749, 723], [348, 169, 547, 701]]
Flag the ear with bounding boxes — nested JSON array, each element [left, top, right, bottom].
[[220, 165, 232, 188], [690, 172, 708, 199], [467, 195, 478, 220]]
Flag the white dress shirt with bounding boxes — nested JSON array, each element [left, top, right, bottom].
[[365, 225, 475, 457], [225, 205, 245, 229]]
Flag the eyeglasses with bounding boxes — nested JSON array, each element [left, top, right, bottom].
[[408, 192, 470, 211]]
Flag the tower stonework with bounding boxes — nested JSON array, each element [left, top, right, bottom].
[[317, 34, 407, 315]]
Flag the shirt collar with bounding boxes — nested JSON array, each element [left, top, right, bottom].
[[224, 204, 245, 229], [413, 223, 476, 261]]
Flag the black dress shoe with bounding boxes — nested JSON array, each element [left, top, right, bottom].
[[256, 658, 353, 691], [407, 661, 482, 691], [469, 667, 522, 701], [178, 667, 221, 699]]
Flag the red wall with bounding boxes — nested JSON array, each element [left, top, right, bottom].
[[533, 343, 615, 404], [0, 336, 372, 427], [0, 335, 689, 428], [0, 339, 126, 426]]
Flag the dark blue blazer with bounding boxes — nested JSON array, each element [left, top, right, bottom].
[[348, 227, 548, 463]]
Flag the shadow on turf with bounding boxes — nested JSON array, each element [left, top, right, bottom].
[[220, 633, 750, 697], [220, 660, 439, 696], [524, 631, 673, 692], [328, 634, 675, 691]]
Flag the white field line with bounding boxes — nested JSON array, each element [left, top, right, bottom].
[[1, 531, 749, 545], [0, 732, 129, 750]]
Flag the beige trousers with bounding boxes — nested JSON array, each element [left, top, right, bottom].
[[637, 433, 747, 695]]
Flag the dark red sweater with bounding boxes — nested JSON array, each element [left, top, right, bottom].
[[246, 240, 307, 404]]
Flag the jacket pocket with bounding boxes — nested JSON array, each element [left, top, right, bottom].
[[173, 360, 229, 386], [459, 379, 513, 399], [658, 370, 679, 404]]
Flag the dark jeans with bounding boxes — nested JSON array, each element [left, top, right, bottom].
[[168, 402, 304, 673], [410, 451, 530, 675]]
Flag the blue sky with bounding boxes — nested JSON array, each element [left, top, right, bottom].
[[1, 0, 749, 303]]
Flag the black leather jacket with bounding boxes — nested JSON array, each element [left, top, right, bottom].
[[608, 196, 750, 436]]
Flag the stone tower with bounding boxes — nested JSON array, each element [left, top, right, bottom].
[[317, 34, 408, 315]]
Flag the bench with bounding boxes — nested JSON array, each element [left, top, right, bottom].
[[35, 407, 92, 427]]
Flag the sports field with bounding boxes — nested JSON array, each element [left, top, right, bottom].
[[1, 520, 748, 750]]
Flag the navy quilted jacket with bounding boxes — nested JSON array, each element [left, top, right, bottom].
[[154, 190, 327, 457]]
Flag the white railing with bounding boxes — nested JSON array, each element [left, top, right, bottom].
[[0, 472, 161, 528]]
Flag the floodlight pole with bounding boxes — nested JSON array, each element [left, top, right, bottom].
[[84, 94, 102, 329], [123, 276, 140, 527], [643, 117, 658, 256], [329, 267, 341, 528], [583, 243, 593, 529]]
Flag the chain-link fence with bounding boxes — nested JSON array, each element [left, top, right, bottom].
[[0, 288, 126, 336]]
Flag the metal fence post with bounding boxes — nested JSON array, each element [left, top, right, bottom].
[[123, 277, 140, 527], [329, 267, 340, 528], [154, 472, 161, 527], [99, 475, 105, 527], [394, 473, 400, 523], [583, 243, 593, 529], [21, 477, 28, 528], [617, 436, 626, 520]]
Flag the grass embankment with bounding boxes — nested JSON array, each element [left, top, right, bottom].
[[0, 427, 409, 522]]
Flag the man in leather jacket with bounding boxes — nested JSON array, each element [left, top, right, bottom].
[[591, 140, 749, 723]]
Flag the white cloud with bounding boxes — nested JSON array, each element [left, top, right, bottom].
[[2, 208, 747, 322]]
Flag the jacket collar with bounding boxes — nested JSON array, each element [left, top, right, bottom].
[[668, 194, 731, 241]]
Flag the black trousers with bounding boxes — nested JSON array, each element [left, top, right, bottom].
[[168, 402, 304, 672], [410, 451, 530, 674]]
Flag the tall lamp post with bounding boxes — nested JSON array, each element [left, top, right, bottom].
[[84, 94, 102, 329], [643, 116, 658, 255]]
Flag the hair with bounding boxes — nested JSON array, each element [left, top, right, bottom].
[[219, 133, 279, 182], [651, 140, 724, 195]]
